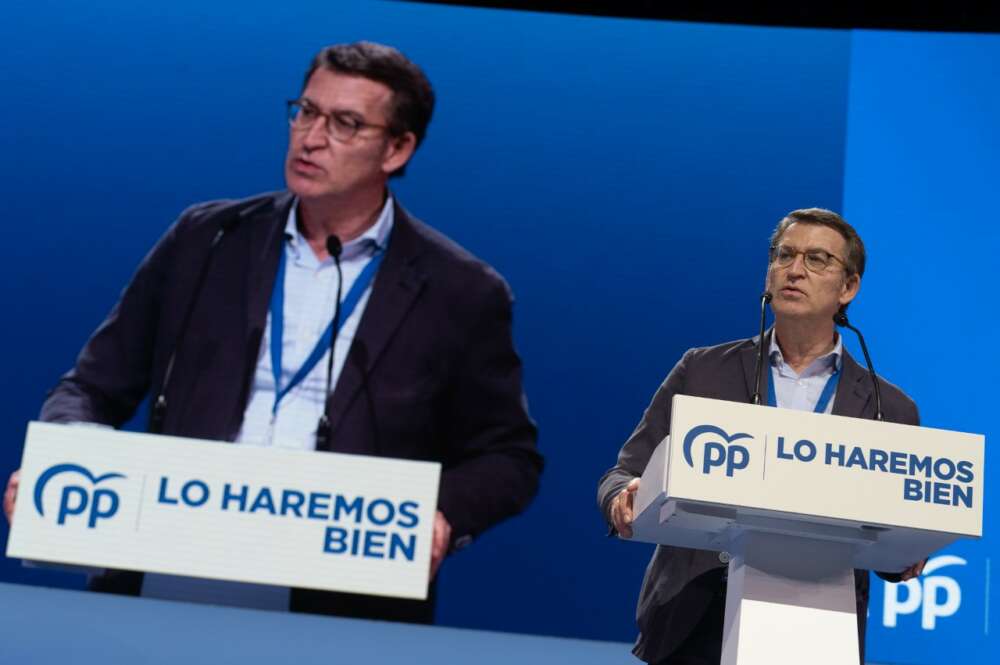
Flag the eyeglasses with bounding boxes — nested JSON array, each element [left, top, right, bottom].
[[769, 245, 848, 274], [286, 99, 390, 142]]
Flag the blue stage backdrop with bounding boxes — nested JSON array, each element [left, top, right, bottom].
[[0, 3, 994, 664], [843, 30, 1000, 665]]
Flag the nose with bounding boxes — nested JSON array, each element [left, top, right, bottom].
[[784, 253, 808, 279], [300, 118, 329, 151]]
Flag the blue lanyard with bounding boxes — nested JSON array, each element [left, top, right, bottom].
[[767, 366, 840, 414], [269, 244, 386, 416]]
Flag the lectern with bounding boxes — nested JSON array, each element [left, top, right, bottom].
[[630, 395, 984, 665], [7, 422, 441, 600]]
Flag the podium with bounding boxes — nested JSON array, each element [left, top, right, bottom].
[[7, 422, 441, 600], [630, 396, 985, 665]]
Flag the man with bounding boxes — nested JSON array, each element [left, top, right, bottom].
[[4, 41, 542, 623], [597, 208, 923, 665]]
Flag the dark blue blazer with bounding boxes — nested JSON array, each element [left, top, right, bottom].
[[597, 332, 919, 663], [42, 191, 543, 622]]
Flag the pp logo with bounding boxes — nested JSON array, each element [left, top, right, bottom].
[[33, 463, 125, 528], [883, 555, 965, 630], [682, 424, 753, 477]]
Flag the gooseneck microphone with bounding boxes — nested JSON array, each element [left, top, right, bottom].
[[149, 216, 240, 434], [834, 311, 884, 421], [751, 292, 773, 405], [315, 234, 343, 449]]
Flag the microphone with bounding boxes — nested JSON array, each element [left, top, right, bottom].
[[834, 311, 884, 421], [751, 292, 773, 405], [315, 235, 343, 449], [149, 215, 240, 434]]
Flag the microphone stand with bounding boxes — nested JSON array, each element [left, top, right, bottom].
[[834, 311, 884, 421], [149, 217, 239, 434], [315, 235, 343, 449], [751, 292, 773, 405]]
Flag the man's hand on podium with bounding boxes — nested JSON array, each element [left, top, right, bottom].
[[611, 477, 640, 538], [3, 469, 19, 524], [899, 558, 927, 582], [431, 510, 451, 580]]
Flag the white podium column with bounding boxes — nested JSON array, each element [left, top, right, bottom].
[[721, 532, 859, 665]]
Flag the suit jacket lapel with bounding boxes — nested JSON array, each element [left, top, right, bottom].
[[243, 192, 293, 340], [231, 192, 291, 433], [832, 349, 873, 418], [324, 202, 428, 444]]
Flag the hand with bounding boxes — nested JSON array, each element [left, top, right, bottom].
[[4, 469, 20, 524], [899, 558, 927, 582], [430, 510, 452, 580], [611, 477, 640, 538]]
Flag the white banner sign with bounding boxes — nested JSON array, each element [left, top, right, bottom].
[[7, 422, 441, 599], [665, 395, 984, 536]]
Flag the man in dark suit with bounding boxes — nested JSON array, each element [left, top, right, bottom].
[[598, 208, 924, 664], [4, 41, 542, 623]]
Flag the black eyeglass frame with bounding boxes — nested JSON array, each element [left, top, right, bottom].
[[769, 244, 850, 274], [286, 98, 392, 142]]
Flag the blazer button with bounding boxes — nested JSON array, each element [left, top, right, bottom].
[[719, 551, 731, 564]]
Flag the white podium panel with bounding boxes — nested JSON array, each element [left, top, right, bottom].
[[7, 422, 441, 599], [629, 396, 986, 665], [632, 395, 984, 571]]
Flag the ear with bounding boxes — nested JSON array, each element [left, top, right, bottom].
[[839, 272, 860, 308], [381, 131, 417, 175]]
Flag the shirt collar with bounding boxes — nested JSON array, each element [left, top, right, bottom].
[[769, 329, 843, 373], [284, 194, 394, 259]]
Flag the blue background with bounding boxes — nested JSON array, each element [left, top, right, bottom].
[[0, 2, 995, 663], [844, 30, 999, 664]]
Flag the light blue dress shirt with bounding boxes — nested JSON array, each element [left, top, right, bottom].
[[769, 331, 843, 414], [142, 196, 393, 609], [235, 196, 393, 449]]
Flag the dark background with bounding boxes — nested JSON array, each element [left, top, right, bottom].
[[417, 0, 1000, 32]]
